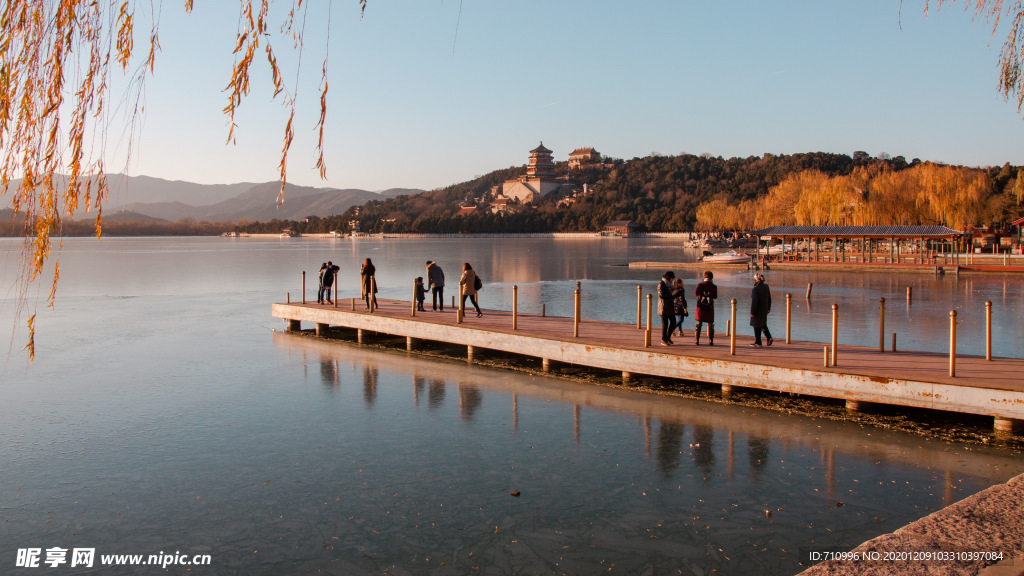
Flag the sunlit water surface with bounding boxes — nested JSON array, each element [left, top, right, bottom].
[[1, 236, 1022, 576]]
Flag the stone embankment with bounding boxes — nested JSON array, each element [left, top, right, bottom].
[[800, 472, 1024, 576]]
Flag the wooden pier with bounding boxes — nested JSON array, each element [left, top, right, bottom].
[[272, 299, 1024, 433]]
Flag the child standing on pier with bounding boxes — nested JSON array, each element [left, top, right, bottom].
[[414, 277, 426, 311]]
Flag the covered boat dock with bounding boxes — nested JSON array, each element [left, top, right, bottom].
[[750, 225, 963, 265]]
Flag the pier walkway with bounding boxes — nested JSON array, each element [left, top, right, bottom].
[[272, 299, 1024, 432]]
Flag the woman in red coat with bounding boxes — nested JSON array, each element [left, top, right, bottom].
[[693, 270, 718, 345]]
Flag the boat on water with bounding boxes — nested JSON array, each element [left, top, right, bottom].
[[702, 250, 751, 264]]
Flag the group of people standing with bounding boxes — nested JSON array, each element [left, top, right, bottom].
[[317, 258, 484, 318], [658, 269, 773, 347]]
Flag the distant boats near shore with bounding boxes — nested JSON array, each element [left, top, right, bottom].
[[701, 250, 751, 264]]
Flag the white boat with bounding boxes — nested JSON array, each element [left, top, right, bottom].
[[702, 250, 751, 264]]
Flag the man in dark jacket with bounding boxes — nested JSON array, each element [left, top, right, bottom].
[[749, 272, 773, 347], [426, 261, 445, 311], [658, 271, 676, 345], [322, 261, 340, 304]]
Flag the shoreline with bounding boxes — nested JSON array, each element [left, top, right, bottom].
[[798, 472, 1024, 576]]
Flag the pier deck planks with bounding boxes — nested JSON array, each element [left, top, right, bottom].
[[272, 299, 1024, 423]]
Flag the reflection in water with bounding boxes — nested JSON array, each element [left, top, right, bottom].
[[428, 379, 445, 410], [656, 421, 686, 479], [458, 383, 482, 420], [363, 366, 378, 405], [413, 376, 426, 407], [748, 437, 770, 483], [694, 425, 715, 479], [266, 334, 1024, 576], [320, 357, 339, 389]]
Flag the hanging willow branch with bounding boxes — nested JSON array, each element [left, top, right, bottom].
[[0, 0, 366, 360]]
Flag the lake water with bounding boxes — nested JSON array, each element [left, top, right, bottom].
[[1, 236, 1022, 575]]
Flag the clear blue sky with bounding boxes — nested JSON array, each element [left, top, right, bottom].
[[118, 0, 1024, 192]]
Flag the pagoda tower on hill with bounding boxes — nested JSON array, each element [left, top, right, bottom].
[[527, 142, 556, 179], [501, 141, 562, 203]]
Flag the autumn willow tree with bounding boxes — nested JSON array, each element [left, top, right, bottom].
[[695, 164, 992, 231], [0, 0, 363, 358]]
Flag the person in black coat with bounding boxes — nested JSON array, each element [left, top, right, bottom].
[[749, 272, 773, 347], [657, 271, 677, 345], [694, 271, 718, 346]]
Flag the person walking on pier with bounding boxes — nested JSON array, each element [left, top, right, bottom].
[[658, 271, 677, 345], [694, 270, 718, 346], [316, 262, 328, 304], [459, 262, 483, 318], [321, 261, 339, 305], [426, 261, 445, 311], [673, 278, 688, 338], [360, 258, 377, 309], [749, 272, 773, 347]]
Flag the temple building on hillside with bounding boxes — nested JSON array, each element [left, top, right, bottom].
[[501, 142, 563, 203], [568, 147, 601, 169]]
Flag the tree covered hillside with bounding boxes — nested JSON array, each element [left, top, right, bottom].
[[235, 151, 1022, 234]]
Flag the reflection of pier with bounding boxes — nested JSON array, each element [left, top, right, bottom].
[[272, 299, 1024, 433], [274, 332, 1023, 489]]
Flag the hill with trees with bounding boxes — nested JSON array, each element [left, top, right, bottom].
[[239, 151, 1024, 235]]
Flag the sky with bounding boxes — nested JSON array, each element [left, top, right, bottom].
[[109, 0, 1024, 192]]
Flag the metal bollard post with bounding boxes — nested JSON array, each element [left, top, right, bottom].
[[542, 303, 546, 317], [574, 285, 581, 338], [287, 292, 290, 304], [645, 294, 653, 348], [831, 304, 838, 367], [986, 301, 992, 361], [806, 283, 813, 299], [879, 297, 886, 352], [302, 271, 306, 304], [636, 284, 643, 329], [730, 299, 737, 355], [513, 285, 518, 330], [949, 310, 957, 377], [785, 293, 791, 344], [458, 285, 464, 324], [892, 332, 896, 352]]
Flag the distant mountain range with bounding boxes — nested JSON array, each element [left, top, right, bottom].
[[2, 175, 423, 222]]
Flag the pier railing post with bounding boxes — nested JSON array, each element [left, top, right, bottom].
[[370, 277, 377, 313], [334, 281, 338, 308], [574, 282, 581, 338], [513, 285, 518, 330], [806, 283, 813, 299], [986, 301, 992, 361], [636, 284, 642, 329], [645, 294, 652, 348], [730, 299, 737, 355], [831, 304, 839, 367], [302, 271, 306, 304], [906, 286, 912, 303], [411, 279, 417, 317], [879, 298, 886, 352], [458, 285, 464, 324], [949, 310, 957, 377], [785, 293, 792, 344]]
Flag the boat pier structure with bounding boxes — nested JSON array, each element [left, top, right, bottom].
[[272, 297, 1024, 434]]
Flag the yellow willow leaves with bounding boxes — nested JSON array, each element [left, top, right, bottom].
[[924, 1, 1024, 111], [1, 0, 352, 360], [694, 164, 993, 231]]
